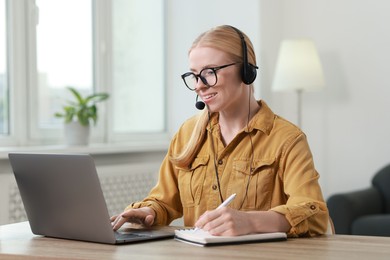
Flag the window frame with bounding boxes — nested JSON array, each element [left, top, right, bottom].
[[0, 0, 9, 138]]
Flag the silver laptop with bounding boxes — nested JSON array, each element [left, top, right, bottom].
[[8, 152, 175, 244]]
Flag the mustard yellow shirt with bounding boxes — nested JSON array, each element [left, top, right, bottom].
[[129, 100, 329, 237]]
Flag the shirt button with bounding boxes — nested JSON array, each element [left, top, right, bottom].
[[310, 205, 316, 210], [218, 160, 223, 165], [212, 184, 218, 190]]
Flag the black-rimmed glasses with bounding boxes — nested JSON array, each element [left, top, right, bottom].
[[181, 63, 238, 91]]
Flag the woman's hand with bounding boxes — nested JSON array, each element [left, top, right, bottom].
[[195, 208, 290, 236], [194, 207, 253, 236], [111, 207, 155, 231]]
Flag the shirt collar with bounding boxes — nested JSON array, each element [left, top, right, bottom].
[[249, 100, 274, 135], [206, 100, 275, 135]]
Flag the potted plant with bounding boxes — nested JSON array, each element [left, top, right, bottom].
[[55, 86, 109, 145]]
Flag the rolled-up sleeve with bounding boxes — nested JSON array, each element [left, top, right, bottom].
[[271, 133, 329, 237]]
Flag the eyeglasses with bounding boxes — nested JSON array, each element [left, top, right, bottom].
[[181, 62, 238, 91]]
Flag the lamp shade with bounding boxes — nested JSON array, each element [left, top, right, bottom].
[[272, 39, 325, 92]]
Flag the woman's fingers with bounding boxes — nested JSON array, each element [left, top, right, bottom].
[[111, 208, 156, 231]]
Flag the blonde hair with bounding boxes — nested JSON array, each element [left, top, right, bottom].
[[170, 25, 257, 168]]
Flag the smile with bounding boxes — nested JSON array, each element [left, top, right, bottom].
[[203, 93, 216, 101]]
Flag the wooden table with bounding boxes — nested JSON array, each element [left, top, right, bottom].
[[1, 222, 390, 259]]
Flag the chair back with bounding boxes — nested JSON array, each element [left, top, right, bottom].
[[372, 164, 390, 213]]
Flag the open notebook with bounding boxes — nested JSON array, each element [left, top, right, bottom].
[[174, 228, 287, 247]]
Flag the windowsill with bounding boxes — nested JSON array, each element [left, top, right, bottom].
[[0, 140, 170, 160]]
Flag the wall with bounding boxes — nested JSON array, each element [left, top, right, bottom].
[[260, 0, 390, 198]]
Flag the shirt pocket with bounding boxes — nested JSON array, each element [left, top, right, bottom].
[[177, 156, 209, 207], [228, 158, 276, 210]]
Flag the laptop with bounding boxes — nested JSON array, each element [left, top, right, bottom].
[[8, 152, 175, 244]]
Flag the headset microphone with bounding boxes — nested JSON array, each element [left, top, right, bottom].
[[195, 95, 206, 110]]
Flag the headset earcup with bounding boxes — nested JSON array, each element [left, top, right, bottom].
[[242, 63, 257, 85], [227, 25, 258, 85]]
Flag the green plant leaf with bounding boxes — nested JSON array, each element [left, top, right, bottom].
[[54, 86, 109, 126], [85, 93, 109, 105], [67, 87, 86, 105]]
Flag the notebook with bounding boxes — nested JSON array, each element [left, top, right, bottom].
[[175, 228, 287, 247], [8, 152, 175, 244]]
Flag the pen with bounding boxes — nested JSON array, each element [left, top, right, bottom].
[[194, 193, 237, 232], [216, 193, 237, 209]]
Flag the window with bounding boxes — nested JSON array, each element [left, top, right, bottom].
[[1, 0, 166, 146], [112, 0, 165, 134], [35, 0, 93, 129]]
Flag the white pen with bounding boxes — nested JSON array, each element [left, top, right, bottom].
[[193, 193, 237, 232], [216, 193, 237, 209]]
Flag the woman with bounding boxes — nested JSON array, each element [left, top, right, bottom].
[[112, 25, 329, 237]]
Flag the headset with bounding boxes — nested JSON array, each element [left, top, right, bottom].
[[228, 25, 258, 85]]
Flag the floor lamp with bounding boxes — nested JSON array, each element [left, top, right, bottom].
[[272, 39, 325, 127]]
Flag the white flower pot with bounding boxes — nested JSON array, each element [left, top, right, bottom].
[[64, 121, 90, 146]]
